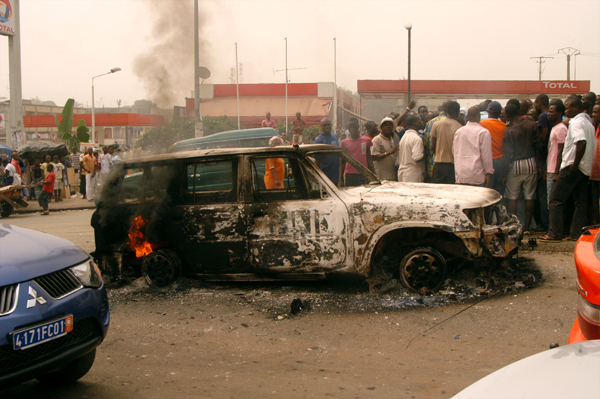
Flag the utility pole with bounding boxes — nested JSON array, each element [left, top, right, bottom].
[[530, 56, 553, 80], [194, 0, 202, 137], [235, 43, 240, 130], [558, 47, 580, 81], [333, 38, 337, 131], [285, 37, 288, 136]]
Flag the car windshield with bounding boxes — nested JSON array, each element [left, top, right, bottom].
[[306, 149, 380, 187]]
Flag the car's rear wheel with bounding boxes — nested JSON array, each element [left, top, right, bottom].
[[37, 348, 96, 386], [399, 247, 447, 292], [142, 249, 182, 287]]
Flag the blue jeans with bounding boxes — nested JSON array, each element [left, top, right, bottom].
[[546, 173, 555, 208]]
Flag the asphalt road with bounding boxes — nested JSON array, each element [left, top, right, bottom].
[[3, 211, 579, 399]]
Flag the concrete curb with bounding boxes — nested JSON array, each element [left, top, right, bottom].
[[13, 206, 96, 214]]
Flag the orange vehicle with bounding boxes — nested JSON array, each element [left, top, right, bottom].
[[568, 225, 600, 343]]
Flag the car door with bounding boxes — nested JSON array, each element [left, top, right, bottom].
[[244, 153, 349, 273], [167, 156, 248, 273]]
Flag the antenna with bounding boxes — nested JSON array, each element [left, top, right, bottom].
[[273, 67, 307, 83]]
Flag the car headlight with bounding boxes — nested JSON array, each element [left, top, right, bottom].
[[70, 259, 103, 288], [578, 294, 600, 324]]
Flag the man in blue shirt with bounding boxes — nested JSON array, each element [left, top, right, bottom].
[[313, 117, 340, 185]]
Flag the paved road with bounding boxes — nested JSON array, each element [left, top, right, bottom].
[[3, 209, 96, 252], [4, 211, 579, 399]]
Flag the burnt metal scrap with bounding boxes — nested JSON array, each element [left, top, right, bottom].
[[92, 144, 523, 293]]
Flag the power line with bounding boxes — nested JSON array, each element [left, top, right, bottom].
[[558, 47, 580, 80], [530, 56, 554, 80]]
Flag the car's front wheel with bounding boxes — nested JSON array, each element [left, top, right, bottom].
[[399, 247, 447, 292], [0, 201, 14, 217], [37, 348, 96, 386], [142, 249, 182, 287]]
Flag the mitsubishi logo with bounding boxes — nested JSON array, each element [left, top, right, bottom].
[[26, 286, 47, 308]]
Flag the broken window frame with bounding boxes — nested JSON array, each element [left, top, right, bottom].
[[182, 157, 239, 205], [305, 149, 381, 187]]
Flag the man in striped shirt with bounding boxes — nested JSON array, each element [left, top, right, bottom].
[[502, 104, 540, 234]]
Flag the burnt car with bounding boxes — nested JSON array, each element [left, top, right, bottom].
[[91, 145, 521, 292]]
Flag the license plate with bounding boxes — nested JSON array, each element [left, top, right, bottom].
[[12, 315, 74, 350]]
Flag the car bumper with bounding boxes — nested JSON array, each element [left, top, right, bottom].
[[0, 284, 109, 388], [0, 329, 102, 388], [568, 317, 586, 344]]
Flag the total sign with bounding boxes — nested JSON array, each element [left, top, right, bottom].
[[541, 81, 582, 92], [0, 0, 15, 36]]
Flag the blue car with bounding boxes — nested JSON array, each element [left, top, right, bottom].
[[0, 224, 109, 390]]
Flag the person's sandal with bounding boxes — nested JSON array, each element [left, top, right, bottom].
[[562, 236, 577, 242], [539, 234, 560, 242]]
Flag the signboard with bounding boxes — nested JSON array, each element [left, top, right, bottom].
[[0, 0, 15, 36], [0, 113, 4, 129], [358, 80, 591, 97]]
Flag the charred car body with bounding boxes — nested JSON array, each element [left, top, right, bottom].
[[92, 145, 521, 292]]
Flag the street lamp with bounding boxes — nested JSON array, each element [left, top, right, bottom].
[[404, 23, 412, 105], [91, 67, 121, 145]]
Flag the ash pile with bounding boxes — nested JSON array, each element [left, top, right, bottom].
[[107, 256, 542, 318]]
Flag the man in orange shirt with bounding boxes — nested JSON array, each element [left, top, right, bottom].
[[80, 147, 97, 201], [264, 136, 285, 189], [480, 101, 507, 196]]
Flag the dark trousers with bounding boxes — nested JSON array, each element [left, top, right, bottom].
[[590, 180, 600, 225], [80, 173, 86, 196], [432, 163, 455, 184], [344, 173, 366, 187], [534, 160, 549, 229], [549, 167, 589, 239]]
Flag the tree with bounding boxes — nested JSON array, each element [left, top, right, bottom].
[[53, 99, 90, 149], [136, 118, 195, 153], [133, 99, 156, 108], [202, 116, 243, 136]]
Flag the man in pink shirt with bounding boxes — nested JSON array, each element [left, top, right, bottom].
[[340, 120, 374, 186], [261, 112, 277, 128], [546, 100, 568, 206], [452, 106, 494, 187]]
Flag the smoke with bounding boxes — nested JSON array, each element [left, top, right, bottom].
[[133, 0, 211, 108]]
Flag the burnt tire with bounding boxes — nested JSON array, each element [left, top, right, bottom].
[[37, 348, 96, 386], [142, 249, 182, 287], [0, 201, 14, 218], [399, 247, 447, 292]]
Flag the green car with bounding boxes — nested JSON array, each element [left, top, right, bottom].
[[169, 128, 278, 153]]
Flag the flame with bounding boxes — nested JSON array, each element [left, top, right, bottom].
[[128, 216, 156, 257]]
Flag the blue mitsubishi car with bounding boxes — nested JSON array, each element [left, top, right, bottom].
[[0, 224, 110, 390]]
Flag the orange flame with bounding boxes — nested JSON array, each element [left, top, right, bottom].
[[128, 216, 156, 257]]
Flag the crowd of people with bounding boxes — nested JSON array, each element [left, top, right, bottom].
[[0, 143, 124, 214], [304, 91, 600, 241]]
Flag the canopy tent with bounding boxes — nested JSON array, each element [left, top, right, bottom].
[[0, 142, 11, 158], [18, 141, 68, 161]]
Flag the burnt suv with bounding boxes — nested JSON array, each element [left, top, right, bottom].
[[92, 145, 521, 292]]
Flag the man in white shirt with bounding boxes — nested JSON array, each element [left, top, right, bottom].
[[397, 115, 425, 182], [453, 106, 494, 186], [371, 117, 399, 181], [543, 96, 596, 241], [98, 146, 113, 186]]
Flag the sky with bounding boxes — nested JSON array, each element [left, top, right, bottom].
[[0, 0, 599, 109]]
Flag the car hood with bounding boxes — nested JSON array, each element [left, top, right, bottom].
[[0, 224, 89, 285], [356, 181, 502, 209]]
